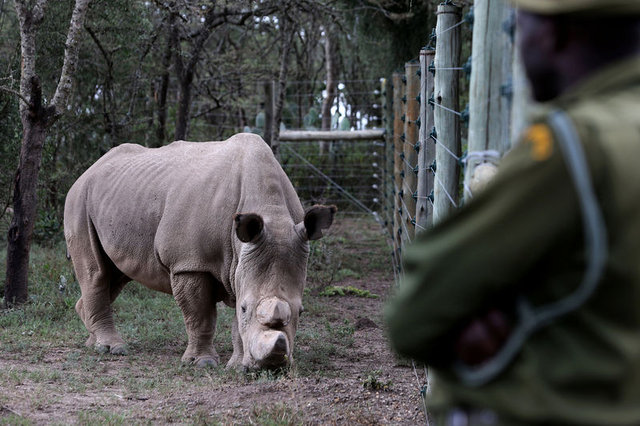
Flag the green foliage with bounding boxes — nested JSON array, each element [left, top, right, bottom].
[[362, 369, 392, 392], [327, 319, 356, 346], [0, 92, 20, 232], [339, 0, 437, 79], [33, 210, 63, 245], [319, 285, 378, 299]]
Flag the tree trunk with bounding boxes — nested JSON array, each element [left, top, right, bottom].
[[170, 4, 227, 142], [154, 9, 175, 147], [321, 31, 338, 131], [155, 66, 170, 146], [270, 16, 295, 159], [5, 77, 48, 307], [174, 73, 192, 141], [320, 29, 338, 155], [5, 0, 91, 308]]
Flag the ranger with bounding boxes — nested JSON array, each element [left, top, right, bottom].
[[386, 1, 640, 424]]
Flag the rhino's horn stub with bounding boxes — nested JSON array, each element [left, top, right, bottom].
[[303, 205, 337, 240], [257, 297, 291, 327], [234, 213, 264, 243]]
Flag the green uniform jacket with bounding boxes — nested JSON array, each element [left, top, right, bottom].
[[386, 56, 640, 425]]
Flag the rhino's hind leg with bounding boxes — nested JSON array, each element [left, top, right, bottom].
[[75, 286, 128, 355], [94, 274, 130, 355], [68, 230, 130, 356], [73, 272, 130, 355], [75, 297, 96, 346], [171, 272, 220, 367]]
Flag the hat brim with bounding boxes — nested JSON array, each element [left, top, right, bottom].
[[508, 0, 640, 16]]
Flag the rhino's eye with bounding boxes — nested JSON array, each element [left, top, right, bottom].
[[241, 304, 247, 314]]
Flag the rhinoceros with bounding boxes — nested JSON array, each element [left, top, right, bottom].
[[63, 133, 336, 369]]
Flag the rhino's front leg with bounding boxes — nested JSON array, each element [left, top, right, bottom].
[[226, 312, 244, 369], [171, 272, 220, 367]]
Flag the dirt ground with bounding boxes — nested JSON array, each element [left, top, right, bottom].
[[0, 217, 427, 425]]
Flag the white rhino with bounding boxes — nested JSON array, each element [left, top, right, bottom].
[[63, 133, 336, 369]]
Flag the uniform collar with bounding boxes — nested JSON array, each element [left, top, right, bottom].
[[553, 55, 640, 107]]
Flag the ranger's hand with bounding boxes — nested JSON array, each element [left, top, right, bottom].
[[455, 309, 511, 366]]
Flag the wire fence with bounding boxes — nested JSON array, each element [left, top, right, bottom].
[[378, 2, 523, 423], [280, 139, 383, 215]]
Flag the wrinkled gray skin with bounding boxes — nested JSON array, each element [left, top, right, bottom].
[[63, 133, 336, 369]]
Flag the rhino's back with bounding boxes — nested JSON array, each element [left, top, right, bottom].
[[65, 133, 297, 291]]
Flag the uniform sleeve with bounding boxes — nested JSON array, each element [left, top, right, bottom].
[[385, 123, 583, 365]]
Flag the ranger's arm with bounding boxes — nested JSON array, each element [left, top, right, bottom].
[[385, 123, 582, 366]]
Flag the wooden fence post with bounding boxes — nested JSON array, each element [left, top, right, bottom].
[[465, 0, 513, 199], [433, 4, 462, 224], [381, 77, 394, 239], [510, 20, 531, 144], [402, 61, 420, 244], [392, 72, 405, 259], [416, 48, 436, 232]]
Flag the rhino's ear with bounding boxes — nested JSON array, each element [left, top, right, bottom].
[[234, 213, 264, 243], [300, 205, 337, 241]]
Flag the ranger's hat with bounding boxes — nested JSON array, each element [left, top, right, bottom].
[[509, 0, 640, 15]]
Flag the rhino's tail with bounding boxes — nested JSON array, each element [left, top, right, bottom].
[[65, 244, 71, 260]]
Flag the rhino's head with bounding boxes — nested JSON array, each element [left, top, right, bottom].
[[232, 205, 336, 370]]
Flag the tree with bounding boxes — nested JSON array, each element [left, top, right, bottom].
[[3, 0, 91, 307], [321, 28, 339, 131], [0, 0, 435, 265], [163, 0, 278, 141], [269, 7, 296, 158]]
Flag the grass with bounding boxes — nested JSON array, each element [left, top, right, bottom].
[[76, 409, 129, 425], [306, 215, 390, 287], [0, 217, 380, 361], [0, 241, 82, 358], [248, 403, 303, 426], [0, 214, 394, 424], [319, 285, 379, 298]]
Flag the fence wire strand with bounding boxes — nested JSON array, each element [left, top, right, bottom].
[[281, 144, 376, 216]]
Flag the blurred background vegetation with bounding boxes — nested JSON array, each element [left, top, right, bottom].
[[0, 0, 449, 247]]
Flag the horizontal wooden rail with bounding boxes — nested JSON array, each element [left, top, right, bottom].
[[279, 129, 385, 141]]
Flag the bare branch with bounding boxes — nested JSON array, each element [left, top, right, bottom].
[[84, 25, 113, 69], [50, 0, 92, 120], [271, 13, 297, 156], [124, 27, 160, 122], [0, 85, 32, 107], [357, 0, 415, 22]]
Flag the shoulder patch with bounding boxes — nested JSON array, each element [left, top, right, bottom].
[[525, 123, 554, 161]]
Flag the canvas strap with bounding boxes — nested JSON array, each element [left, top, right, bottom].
[[453, 109, 608, 387]]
